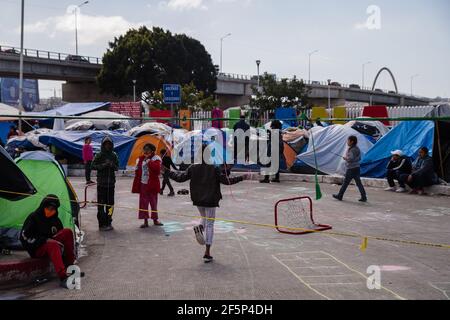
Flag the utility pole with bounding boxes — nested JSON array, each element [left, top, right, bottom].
[[18, 0, 25, 133], [308, 50, 319, 84], [256, 60, 261, 90], [74, 1, 89, 55], [220, 33, 231, 73]]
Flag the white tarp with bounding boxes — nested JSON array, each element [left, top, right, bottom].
[[65, 111, 131, 131], [297, 124, 374, 175]]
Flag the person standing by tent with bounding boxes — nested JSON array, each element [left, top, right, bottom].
[[132, 144, 164, 228], [233, 114, 250, 164], [160, 148, 177, 197], [92, 136, 119, 231], [167, 146, 249, 263], [400, 147, 439, 195], [260, 120, 284, 183], [333, 136, 368, 202], [20, 195, 83, 288], [384, 150, 412, 193], [82, 136, 94, 185]]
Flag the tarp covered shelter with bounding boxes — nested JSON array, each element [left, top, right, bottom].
[[0, 151, 79, 249], [360, 121, 434, 178], [297, 125, 374, 175], [37, 131, 136, 169], [26, 102, 110, 118], [65, 111, 132, 131]]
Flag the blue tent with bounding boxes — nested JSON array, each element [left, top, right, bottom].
[[38, 131, 136, 169], [361, 121, 435, 178], [275, 107, 298, 127]]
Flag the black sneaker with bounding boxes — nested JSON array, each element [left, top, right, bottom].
[[168, 192, 175, 197], [100, 225, 114, 232], [332, 194, 343, 201], [359, 198, 368, 203], [271, 179, 280, 183], [203, 255, 214, 263], [260, 179, 270, 184]]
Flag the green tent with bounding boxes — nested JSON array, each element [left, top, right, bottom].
[[0, 151, 79, 249]]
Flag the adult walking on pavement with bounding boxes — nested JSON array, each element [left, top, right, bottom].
[[333, 135, 367, 202]]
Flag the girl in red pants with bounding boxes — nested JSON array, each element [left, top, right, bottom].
[[132, 144, 164, 228], [20, 195, 83, 288]]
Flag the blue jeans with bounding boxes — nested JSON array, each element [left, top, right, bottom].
[[337, 167, 367, 199]]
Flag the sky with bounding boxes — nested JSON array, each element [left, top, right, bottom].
[[0, 0, 449, 99]]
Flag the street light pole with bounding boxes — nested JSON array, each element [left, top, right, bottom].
[[18, 0, 25, 133], [74, 1, 89, 55], [308, 50, 319, 84], [256, 60, 261, 89], [327, 79, 331, 109], [410, 74, 419, 96], [362, 61, 371, 89], [132, 80, 137, 102], [220, 33, 231, 73]]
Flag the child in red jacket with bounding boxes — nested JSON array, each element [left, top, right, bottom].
[[132, 144, 164, 228]]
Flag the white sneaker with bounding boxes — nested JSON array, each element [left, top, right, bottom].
[[193, 225, 205, 245], [396, 187, 407, 193], [384, 187, 397, 192]]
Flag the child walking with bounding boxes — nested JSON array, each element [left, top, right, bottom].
[[132, 144, 164, 228], [168, 147, 248, 263], [160, 149, 177, 197], [82, 136, 94, 184], [333, 135, 367, 202]]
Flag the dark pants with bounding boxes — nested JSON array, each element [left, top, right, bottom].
[[97, 185, 115, 228], [34, 229, 75, 280], [161, 171, 174, 194], [399, 173, 434, 190], [387, 169, 406, 188], [85, 161, 92, 182], [337, 167, 367, 199]]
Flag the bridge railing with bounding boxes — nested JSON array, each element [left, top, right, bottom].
[[0, 44, 102, 65]]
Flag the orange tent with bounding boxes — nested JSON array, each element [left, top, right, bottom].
[[127, 135, 172, 168], [283, 142, 297, 169]]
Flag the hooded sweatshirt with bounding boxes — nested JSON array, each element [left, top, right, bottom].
[[20, 195, 64, 257], [91, 136, 119, 187]]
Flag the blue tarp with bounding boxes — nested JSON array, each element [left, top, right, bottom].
[[275, 107, 298, 127], [27, 102, 110, 117], [361, 121, 435, 178], [38, 131, 136, 169], [0, 122, 13, 144]]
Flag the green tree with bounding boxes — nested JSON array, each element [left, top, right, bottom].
[[97, 26, 217, 97], [143, 82, 218, 111], [249, 73, 310, 111]]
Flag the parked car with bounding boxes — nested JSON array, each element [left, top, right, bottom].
[[65, 55, 90, 63]]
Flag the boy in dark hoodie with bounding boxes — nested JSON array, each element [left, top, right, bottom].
[[20, 195, 83, 288], [92, 136, 119, 231], [168, 146, 249, 263]]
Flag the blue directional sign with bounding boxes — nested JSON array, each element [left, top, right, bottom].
[[163, 84, 181, 104]]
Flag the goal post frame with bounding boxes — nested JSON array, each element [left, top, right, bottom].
[[274, 196, 332, 235]]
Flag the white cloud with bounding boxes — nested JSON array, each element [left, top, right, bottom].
[[22, 7, 150, 47], [159, 0, 250, 11]]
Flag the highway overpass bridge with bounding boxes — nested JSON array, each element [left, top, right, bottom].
[[0, 45, 430, 107]]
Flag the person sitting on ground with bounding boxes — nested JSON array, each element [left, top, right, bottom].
[[400, 147, 439, 195], [160, 149, 177, 197], [20, 195, 83, 288], [333, 135, 367, 202], [384, 150, 412, 193], [167, 145, 249, 263]]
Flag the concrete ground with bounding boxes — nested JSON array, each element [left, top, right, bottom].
[[6, 176, 450, 300]]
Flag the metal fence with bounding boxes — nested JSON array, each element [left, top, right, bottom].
[[192, 105, 438, 129]]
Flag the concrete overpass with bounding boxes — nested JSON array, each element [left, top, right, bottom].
[[0, 45, 430, 107]]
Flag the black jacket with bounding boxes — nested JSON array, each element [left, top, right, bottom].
[[170, 164, 244, 208], [162, 155, 178, 171], [233, 119, 250, 132], [20, 195, 64, 257], [387, 156, 412, 175], [412, 155, 438, 183], [91, 136, 119, 187]]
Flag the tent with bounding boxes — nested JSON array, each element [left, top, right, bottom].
[[297, 125, 374, 176], [0, 151, 79, 249], [0, 146, 35, 201], [360, 121, 434, 178], [37, 131, 136, 169], [344, 119, 389, 141], [275, 107, 298, 127], [65, 111, 132, 131], [26, 102, 110, 118], [127, 134, 172, 168]]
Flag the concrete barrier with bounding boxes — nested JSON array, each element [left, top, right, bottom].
[[0, 252, 52, 287]]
